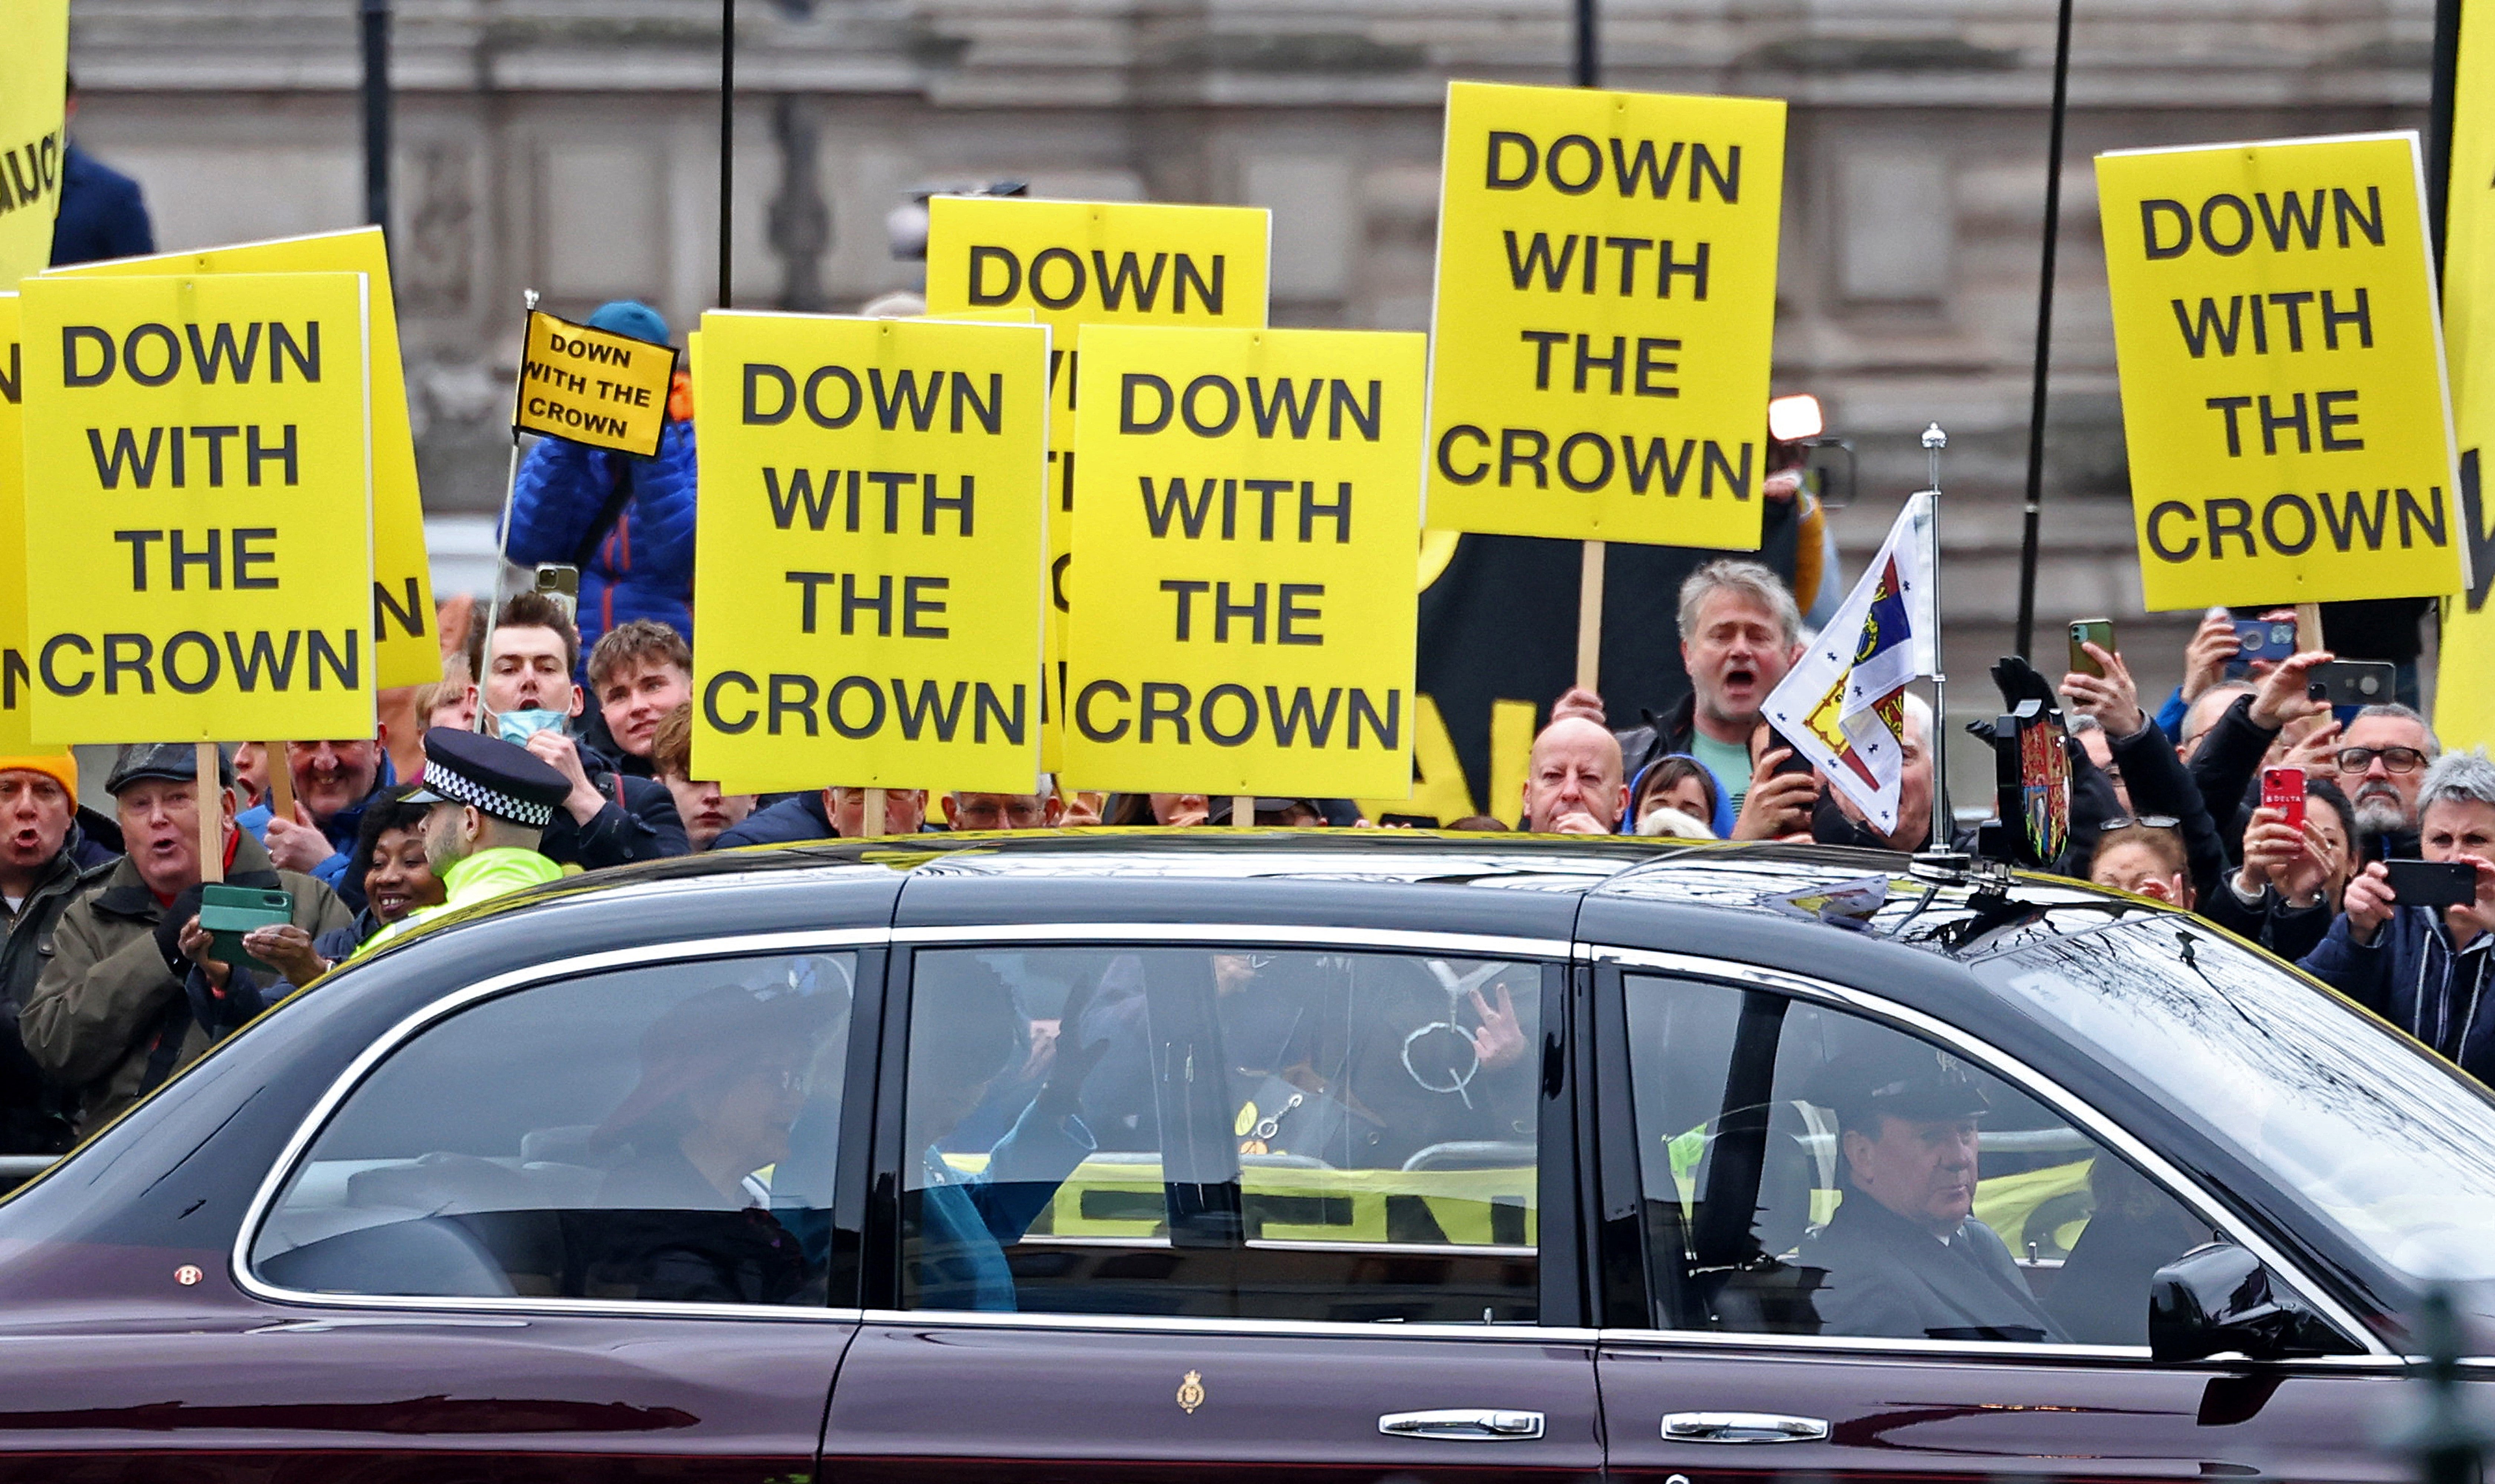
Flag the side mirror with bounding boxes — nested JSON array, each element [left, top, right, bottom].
[[2150, 1242, 2342, 1362]]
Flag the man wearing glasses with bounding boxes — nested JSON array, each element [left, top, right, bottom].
[[2334, 704, 2440, 863]]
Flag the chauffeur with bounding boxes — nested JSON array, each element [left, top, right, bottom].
[[352, 730, 573, 958], [1800, 1049, 2065, 1344], [22, 745, 350, 1133]]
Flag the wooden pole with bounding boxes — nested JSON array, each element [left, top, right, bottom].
[[1232, 794, 1256, 830], [196, 742, 224, 885], [2296, 602, 2327, 653], [1576, 539, 1606, 692], [861, 789, 886, 838], [266, 746, 296, 818]]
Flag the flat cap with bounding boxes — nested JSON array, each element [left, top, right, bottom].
[[106, 742, 235, 795], [1811, 1045, 1991, 1129], [406, 728, 573, 828]]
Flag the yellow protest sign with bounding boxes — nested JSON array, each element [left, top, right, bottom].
[[19, 272, 375, 743], [52, 228, 439, 687], [689, 311, 1050, 796], [1424, 81, 1787, 547], [2434, 1, 2495, 752], [1063, 324, 1425, 798], [514, 308, 675, 457], [2097, 133, 2467, 610], [925, 196, 1272, 770], [0, 0, 69, 285], [0, 294, 28, 752]]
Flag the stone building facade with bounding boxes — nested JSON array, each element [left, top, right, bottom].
[[61, 0, 2438, 696]]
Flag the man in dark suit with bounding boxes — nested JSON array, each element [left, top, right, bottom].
[[50, 75, 155, 267], [1800, 1049, 2065, 1343]]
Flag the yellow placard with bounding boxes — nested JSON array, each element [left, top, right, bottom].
[[0, 294, 28, 752], [0, 0, 69, 285], [1063, 324, 1425, 798], [514, 308, 676, 457], [51, 228, 440, 688], [19, 272, 375, 743], [2096, 133, 2467, 610], [2434, 1, 2495, 752], [925, 196, 1272, 773], [1424, 81, 1787, 547], [689, 311, 1050, 796]]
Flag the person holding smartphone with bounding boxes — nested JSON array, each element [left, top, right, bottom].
[[2298, 754, 2495, 1084], [2205, 777, 2358, 962]]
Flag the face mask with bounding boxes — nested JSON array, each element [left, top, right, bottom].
[[495, 709, 569, 746]]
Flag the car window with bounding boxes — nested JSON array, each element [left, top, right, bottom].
[[1622, 972, 2215, 1347], [901, 946, 1543, 1323], [250, 953, 855, 1307]]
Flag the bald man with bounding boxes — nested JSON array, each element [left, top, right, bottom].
[[1524, 718, 1629, 834]]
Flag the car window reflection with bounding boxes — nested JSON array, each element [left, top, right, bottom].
[[249, 955, 853, 1308]]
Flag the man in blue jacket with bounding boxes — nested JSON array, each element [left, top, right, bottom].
[[2300, 751, 2495, 1085], [236, 736, 396, 913], [50, 75, 156, 267], [504, 299, 696, 680]]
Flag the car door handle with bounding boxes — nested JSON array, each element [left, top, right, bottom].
[[1662, 1412, 1830, 1443], [1379, 1409, 1547, 1440]]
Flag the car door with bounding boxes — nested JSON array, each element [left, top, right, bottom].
[[820, 928, 1603, 1482], [30, 941, 883, 1481], [1586, 949, 2407, 1484]]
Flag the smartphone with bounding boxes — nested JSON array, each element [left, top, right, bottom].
[[2260, 766, 2306, 831], [2227, 618, 2300, 677], [2068, 618, 2115, 678], [199, 884, 295, 975], [2384, 859, 2477, 909], [1376, 813, 1440, 830], [2305, 660, 2397, 707], [533, 563, 580, 624]]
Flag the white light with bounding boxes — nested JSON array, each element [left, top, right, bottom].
[[1768, 393, 1824, 442]]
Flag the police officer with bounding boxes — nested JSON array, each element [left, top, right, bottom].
[[353, 730, 572, 959], [1799, 1047, 2063, 1343]]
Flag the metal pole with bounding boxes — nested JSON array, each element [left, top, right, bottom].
[[360, 0, 391, 235], [1573, 0, 1598, 87], [718, 0, 735, 309], [2427, 0, 2465, 275], [1924, 423, 1951, 854], [2012, 0, 2076, 663]]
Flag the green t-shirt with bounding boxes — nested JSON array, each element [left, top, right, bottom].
[[1687, 731, 1753, 818]]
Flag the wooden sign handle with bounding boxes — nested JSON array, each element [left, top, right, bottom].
[[1233, 794, 1256, 830], [196, 741, 224, 885], [2295, 602, 2326, 653], [861, 789, 887, 839], [1576, 540, 1606, 692], [265, 743, 296, 818]]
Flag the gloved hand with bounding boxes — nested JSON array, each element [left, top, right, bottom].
[[152, 886, 208, 976]]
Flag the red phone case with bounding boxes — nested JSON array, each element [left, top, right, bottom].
[[2261, 767, 2305, 831]]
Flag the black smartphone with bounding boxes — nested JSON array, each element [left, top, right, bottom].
[[1763, 726, 1817, 778], [2226, 618, 2299, 677], [2385, 860, 2477, 908], [2305, 660, 2397, 707], [2067, 618, 2115, 679], [1376, 813, 1440, 829]]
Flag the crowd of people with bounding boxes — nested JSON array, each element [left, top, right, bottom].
[[0, 292, 2486, 1166]]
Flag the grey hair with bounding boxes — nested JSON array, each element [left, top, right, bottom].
[[2351, 703, 2442, 760], [2067, 713, 2104, 735], [1676, 558, 1801, 647], [2417, 749, 2495, 817]]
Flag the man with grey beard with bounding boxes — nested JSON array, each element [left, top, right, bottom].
[[2333, 704, 2439, 864]]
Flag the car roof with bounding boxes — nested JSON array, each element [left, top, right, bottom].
[[367, 828, 2157, 970]]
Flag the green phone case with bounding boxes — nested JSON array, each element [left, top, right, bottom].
[[198, 883, 294, 976]]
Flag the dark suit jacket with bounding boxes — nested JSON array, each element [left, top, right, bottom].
[[1801, 1190, 2064, 1343]]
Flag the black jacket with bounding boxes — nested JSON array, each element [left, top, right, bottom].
[[2203, 882, 2332, 963], [2104, 716, 2229, 903], [1614, 692, 1708, 784], [713, 792, 835, 851], [541, 742, 689, 867], [0, 840, 115, 1155], [1800, 1190, 2063, 1343], [2186, 694, 2274, 858]]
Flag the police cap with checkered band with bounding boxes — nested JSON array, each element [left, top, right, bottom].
[[407, 728, 574, 828]]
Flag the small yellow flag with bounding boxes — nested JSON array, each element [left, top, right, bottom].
[[513, 309, 678, 458]]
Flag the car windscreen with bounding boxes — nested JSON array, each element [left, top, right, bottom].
[[1977, 916, 2495, 1309]]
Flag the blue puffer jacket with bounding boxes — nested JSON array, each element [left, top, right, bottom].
[[504, 411, 698, 675]]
